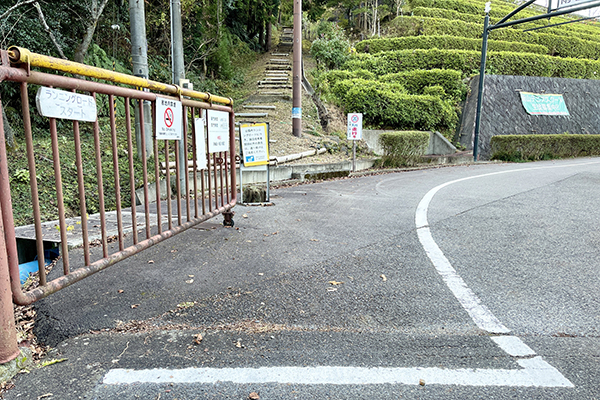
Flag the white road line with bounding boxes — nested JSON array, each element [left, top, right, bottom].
[[414, 161, 597, 388], [103, 359, 573, 387], [491, 336, 536, 357], [102, 161, 595, 389]]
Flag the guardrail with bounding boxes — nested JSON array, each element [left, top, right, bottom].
[[0, 47, 237, 362]]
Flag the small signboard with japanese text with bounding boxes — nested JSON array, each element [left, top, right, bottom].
[[347, 113, 363, 140], [519, 92, 570, 116], [155, 97, 183, 140], [207, 110, 230, 153], [194, 117, 208, 170], [240, 123, 269, 167], [36, 87, 97, 122]]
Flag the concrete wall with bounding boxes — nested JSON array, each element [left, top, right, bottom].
[[458, 75, 600, 159]]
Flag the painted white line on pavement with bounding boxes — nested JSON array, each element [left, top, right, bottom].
[[103, 358, 573, 387], [492, 336, 536, 357], [102, 161, 594, 389], [416, 226, 510, 333], [414, 160, 597, 387]]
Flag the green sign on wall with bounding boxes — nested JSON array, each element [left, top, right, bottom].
[[519, 92, 570, 116]]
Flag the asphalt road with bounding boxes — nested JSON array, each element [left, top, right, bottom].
[[5, 158, 600, 399]]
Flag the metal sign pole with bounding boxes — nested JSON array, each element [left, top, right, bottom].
[[473, 2, 491, 162]]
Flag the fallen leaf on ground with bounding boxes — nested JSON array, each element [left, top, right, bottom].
[[38, 358, 67, 368], [310, 239, 319, 242], [235, 340, 243, 348], [194, 334, 203, 344], [328, 281, 344, 285], [249, 392, 260, 400], [381, 274, 387, 282], [131, 304, 140, 309], [326, 288, 338, 292], [242, 214, 248, 218], [186, 279, 194, 284], [117, 290, 124, 293], [419, 379, 426, 386], [272, 231, 279, 235], [148, 260, 154, 264]]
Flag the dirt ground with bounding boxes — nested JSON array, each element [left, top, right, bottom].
[[232, 45, 370, 165]]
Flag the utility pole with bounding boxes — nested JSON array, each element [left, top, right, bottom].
[[292, 0, 302, 137], [171, 0, 187, 189], [129, 0, 153, 158]]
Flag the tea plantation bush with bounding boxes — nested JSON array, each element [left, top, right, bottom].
[[333, 79, 458, 131], [355, 35, 548, 55], [379, 131, 430, 167], [491, 134, 600, 161]]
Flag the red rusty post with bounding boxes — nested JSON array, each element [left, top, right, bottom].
[[0, 99, 19, 364]]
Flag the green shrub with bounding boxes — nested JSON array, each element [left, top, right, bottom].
[[344, 48, 600, 79], [490, 134, 600, 161], [380, 69, 466, 99], [334, 79, 458, 131], [331, 78, 407, 106], [379, 131, 430, 167], [386, 16, 600, 60], [355, 35, 548, 55], [409, 0, 600, 36], [411, 6, 483, 24], [310, 22, 351, 69], [315, 69, 376, 96]]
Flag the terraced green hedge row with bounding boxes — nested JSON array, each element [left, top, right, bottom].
[[379, 131, 430, 167], [411, 6, 483, 24], [332, 79, 458, 130], [410, 4, 599, 42], [379, 69, 466, 99], [318, 68, 466, 100], [356, 35, 548, 55], [409, 0, 600, 36], [387, 16, 600, 59], [490, 134, 600, 161], [346, 48, 600, 79]]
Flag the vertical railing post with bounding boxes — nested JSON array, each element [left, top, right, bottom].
[[0, 99, 19, 364], [473, 2, 491, 162]]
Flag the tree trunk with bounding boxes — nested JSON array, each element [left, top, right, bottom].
[[266, 20, 272, 52], [259, 20, 265, 52], [73, 0, 109, 63]]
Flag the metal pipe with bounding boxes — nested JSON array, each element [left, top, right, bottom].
[[495, 0, 537, 25], [49, 117, 70, 272], [125, 99, 138, 245], [92, 94, 108, 258], [21, 82, 46, 284], [7, 47, 232, 105], [0, 99, 19, 364], [473, 11, 490, 161], [490, 0, 600, 30], [72, 118, 91, 266], [138, 100, 151, 239], [109, 95, 124, 251], [522, 16, 597, 32], [292, 0, 302, 137], [153, 102, 163, 235]]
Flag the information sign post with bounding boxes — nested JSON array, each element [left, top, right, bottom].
[[239, 123, 270, 204], [347, 113, 363, 172]]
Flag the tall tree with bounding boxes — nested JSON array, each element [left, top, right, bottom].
[[74, 0, 111, 63]]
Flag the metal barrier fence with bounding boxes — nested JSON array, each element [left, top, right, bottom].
[[0, 47, 237, 361]]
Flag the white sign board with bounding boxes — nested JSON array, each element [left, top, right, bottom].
[[36, 87, 97, 122], [347, 113, 363, 140], [207, 110, 230, 153], [240, 123, 269, 167], [155, 97, 183, 140], [555, 0, 596, 9], [194, 118, 208, 170]]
